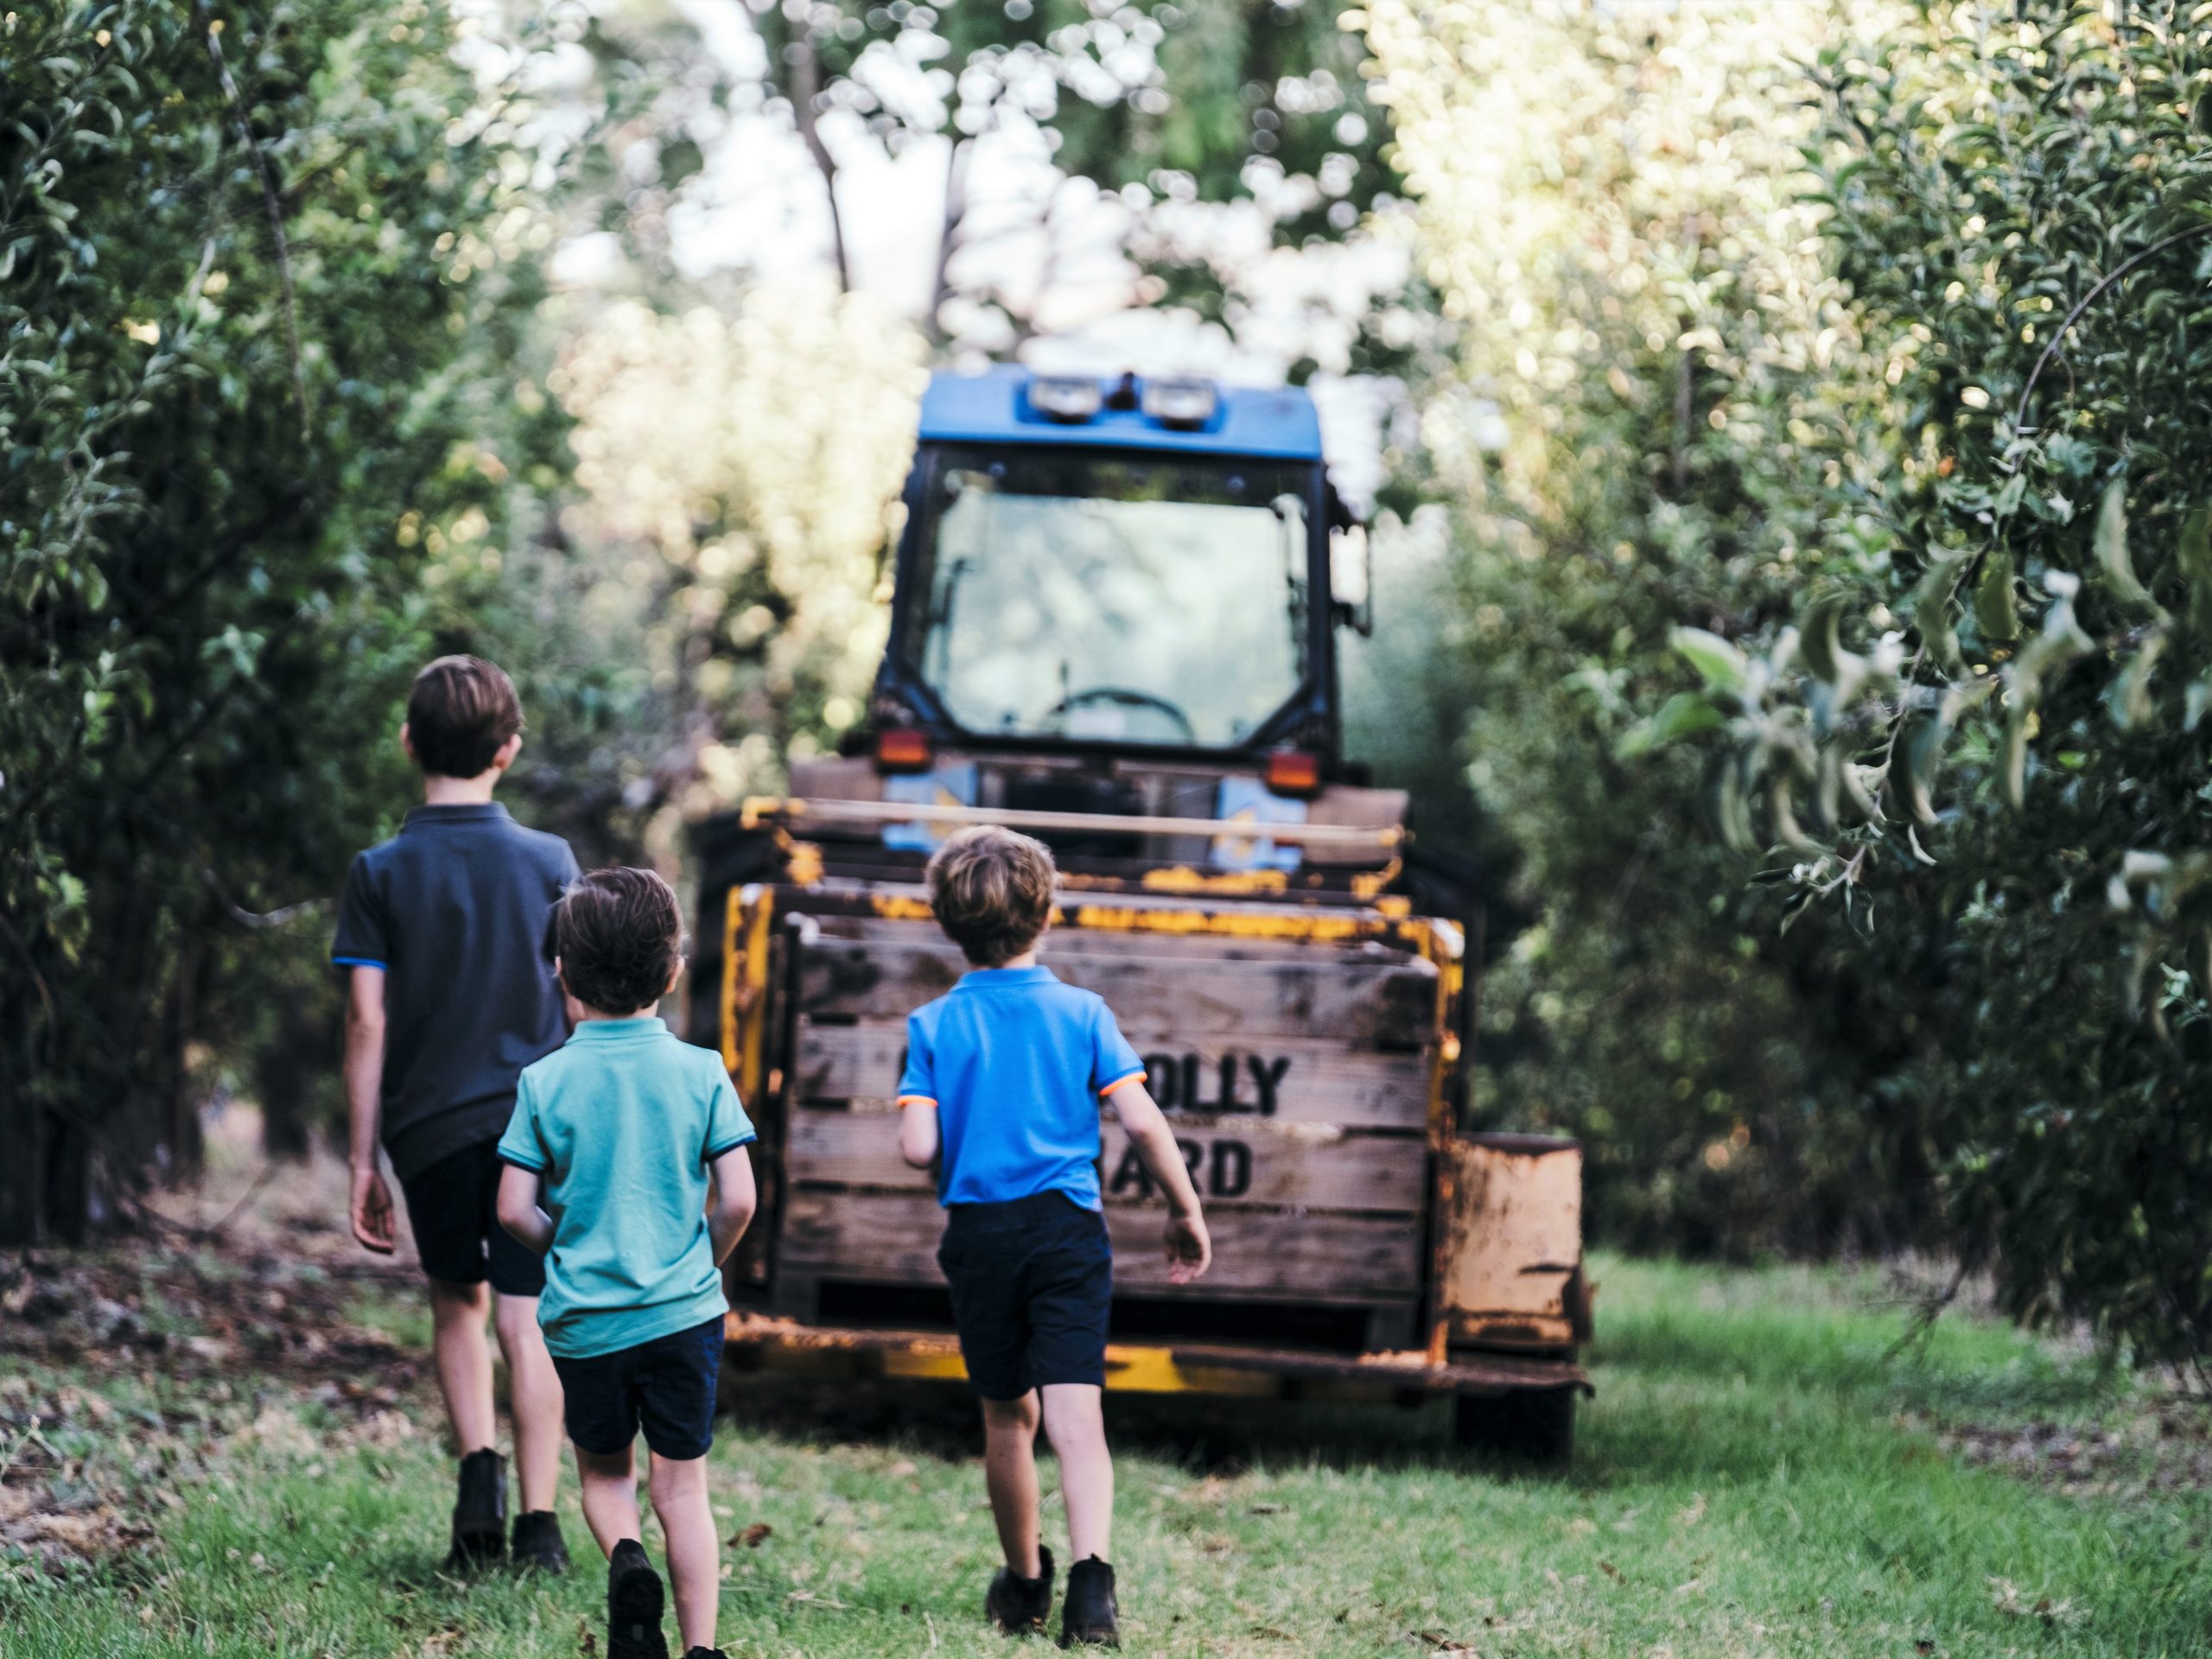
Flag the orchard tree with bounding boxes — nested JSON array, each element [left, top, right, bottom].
[[0, 0, 582, 1238], [1651, 0, 2212, 1364]]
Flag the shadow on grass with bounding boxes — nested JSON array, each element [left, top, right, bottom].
[[718, 1370, 1584, 1484]]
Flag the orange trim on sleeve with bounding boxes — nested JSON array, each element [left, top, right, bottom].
[[1098, 1070, 1147, 1099], [895, 1094, 938, 1109]]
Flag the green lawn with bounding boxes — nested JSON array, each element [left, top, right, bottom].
[[3, 1252, 2206, 1656]]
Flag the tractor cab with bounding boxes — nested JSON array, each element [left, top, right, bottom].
[[805, 365, 1390, 897]]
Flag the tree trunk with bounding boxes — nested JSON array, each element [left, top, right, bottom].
[[786, 35, 851, 292]]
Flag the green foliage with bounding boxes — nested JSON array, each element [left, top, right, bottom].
[[1630, 2, 2212, 1364], [1362, 0, 1944, 1261], [1374, 0, 2212, 1358], [741, 0, 1395, 341], [0, 0, 575, 1236]]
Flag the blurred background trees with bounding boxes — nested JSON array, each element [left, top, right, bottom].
[[6, 0, 2206, 1365]]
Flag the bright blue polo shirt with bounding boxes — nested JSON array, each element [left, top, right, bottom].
[[497, 1017, 755, 1358], [897, 964, 1147, 1209]]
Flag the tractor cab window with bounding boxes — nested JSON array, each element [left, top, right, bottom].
[[908, 446, 1313, 748]]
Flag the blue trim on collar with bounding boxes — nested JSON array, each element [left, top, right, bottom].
[[567, 1015, 669, 1041]]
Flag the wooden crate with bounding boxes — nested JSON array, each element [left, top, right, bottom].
[[770, 912, 1443, 1325]]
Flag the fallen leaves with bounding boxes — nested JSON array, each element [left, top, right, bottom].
[[728, 1521, 773, 1548], [1988, 1577, 2088, 1628]]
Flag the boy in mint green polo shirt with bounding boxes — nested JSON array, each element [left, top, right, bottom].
[[496, 868, 757, 1659]]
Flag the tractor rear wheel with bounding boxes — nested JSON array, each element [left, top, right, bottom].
[[1453, 1387, 1575, 1465]]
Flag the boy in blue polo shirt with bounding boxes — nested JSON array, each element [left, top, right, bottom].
[[496, 868, 758, 1659], [896, 825, 1211, 1647]]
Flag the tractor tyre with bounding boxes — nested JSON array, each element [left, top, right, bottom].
[[1453, 1387, 1575, 1465]]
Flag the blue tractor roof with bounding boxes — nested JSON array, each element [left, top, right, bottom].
[[918, 365, 1323, 461]]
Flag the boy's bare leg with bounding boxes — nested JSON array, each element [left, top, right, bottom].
[[429, 1280, 497, 1453], [1040, 1383, 1112, 1563], [981, 1392, 1045, 1578], [493, 1294, 564, 1511], [574, 1444, 643, 1555], [647, 1452, 718, 1651]]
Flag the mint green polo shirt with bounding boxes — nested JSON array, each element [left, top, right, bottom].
[[497, 1017, 755, 1358]]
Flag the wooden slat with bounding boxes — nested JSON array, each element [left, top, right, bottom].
[[778, 1190, 1421, 1300], [795, 941, 1438, 1049], [804, 912, 1424, 963], [787, 1109, 1427, 1212], [793, 1021, 1432, 1129]]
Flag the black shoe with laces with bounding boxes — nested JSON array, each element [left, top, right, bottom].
[[446, 1448, 507, 1568], [607, 1537, 669, 1659], [985, 1543, 1054, 1636], [680, 1649, 729, 1659], [511, 1510, 569, 1574], [1058, 1556, 1118, 1648]]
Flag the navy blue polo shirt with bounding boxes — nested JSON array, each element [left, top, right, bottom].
[[897, 964, 1147, 1209], [331, 803, 579, 1180]]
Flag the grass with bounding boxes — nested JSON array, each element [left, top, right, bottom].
[[3, 1252, 2207, 1657]]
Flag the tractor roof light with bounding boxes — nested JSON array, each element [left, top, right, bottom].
[[1141, 375, 1218, 430], [1028, 375, 1103, 423]]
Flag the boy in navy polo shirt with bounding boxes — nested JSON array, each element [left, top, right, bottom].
[[334, 656, 575, 1571], [897, 825, 1212, 1647], [496, 868, 757, 1659]]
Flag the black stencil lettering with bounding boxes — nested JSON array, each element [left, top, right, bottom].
[[1210, 1140, 1252, 1198], [1212, 1054, 1241, 1111], [1109, 1144, 1153, 1198], [1246, 1054, 1290, 1117], [1143, 1053, 1178, 1109]]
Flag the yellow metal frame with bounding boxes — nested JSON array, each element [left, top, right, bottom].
[[723, 1318, 1472, 1402], [720, 885, 779, 1103], [717, 872, 1478, 1395]]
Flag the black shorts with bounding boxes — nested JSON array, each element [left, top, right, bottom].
[[397, 1137, 546, 1297], [551, 1318, 724, 1461], [937, 1191, 1112, 1402]]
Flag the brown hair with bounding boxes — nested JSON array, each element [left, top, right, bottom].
[[553, 868, 684, 1016], [925, 825, 1056, 967], [405, 655, 523, 779]]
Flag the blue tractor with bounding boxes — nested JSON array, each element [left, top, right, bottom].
[[695, 366, 1590, 1459]]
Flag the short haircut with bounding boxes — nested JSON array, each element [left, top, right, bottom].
[[405, 655, 523, 779], [926, 825, 1056, 967], [553, 868, 684, 1016]]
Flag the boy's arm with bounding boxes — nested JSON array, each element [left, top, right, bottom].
[[343, 966, 395, 1254], [897, 1100, 940, 1170], [707, 1146, 759, 1266], [1106, 1081, 1211, 1283], [495, 1162, 555, 1254]]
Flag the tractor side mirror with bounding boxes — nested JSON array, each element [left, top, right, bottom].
[[1325, 481, 1373, 638]]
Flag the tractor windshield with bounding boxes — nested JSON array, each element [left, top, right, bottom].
[[908, 445, 1312, 747]]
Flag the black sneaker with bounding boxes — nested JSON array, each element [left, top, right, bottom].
[[986, 1543, 1054, 1636], [681, 1649, 729, 1659], [447, 1448, 507, 1568], [1058, 1556, 1118, 1649], [511, 1510, 569, 1574], [607, 1538, 669, 1659]]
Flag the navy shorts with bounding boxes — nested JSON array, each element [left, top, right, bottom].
[[398, 1138, 546, 1297], [551, 1318, 724, 1461], [938, 1191, 1112, 1402]]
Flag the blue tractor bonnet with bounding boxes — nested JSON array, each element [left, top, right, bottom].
[[918, 365, 1324, 461]]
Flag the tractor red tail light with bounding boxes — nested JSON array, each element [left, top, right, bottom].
[[1263, 748, 1322, 798], [874, 728, 934, 773]]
